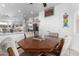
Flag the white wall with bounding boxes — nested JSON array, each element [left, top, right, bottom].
[[39, 3, 74, 37]]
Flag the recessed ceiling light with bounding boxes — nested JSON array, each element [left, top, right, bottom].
[[18, 10, 21, 13], [2, 4, 6, 7]]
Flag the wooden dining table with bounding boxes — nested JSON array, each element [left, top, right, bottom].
[[18, 37, 60, 53]]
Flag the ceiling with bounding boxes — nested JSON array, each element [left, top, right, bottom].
[[0, 3, 60, 21]]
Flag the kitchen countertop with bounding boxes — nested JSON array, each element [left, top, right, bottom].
[[0, 32, 24, 36]]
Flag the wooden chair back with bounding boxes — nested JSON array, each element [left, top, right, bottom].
[[48, 33, 59, 38], [53, 38, 64, 56], [7, 47, 15, 56]]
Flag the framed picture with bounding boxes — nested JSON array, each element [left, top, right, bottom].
[[44, 7, 54, 17], [63, 13, 69, 27]]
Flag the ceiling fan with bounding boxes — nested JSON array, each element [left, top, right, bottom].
[[29, 3, 47, 7]]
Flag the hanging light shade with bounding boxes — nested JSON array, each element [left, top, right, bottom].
[[43, 3, 47, 7]]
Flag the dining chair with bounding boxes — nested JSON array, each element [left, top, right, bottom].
[[0, 37, 19, 56], [7, 47, 15, 56], [25, 32, 34, 38], [48, 32, 59, 38], [60, 36, 72, 56], [53, 38, 64, 56]]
